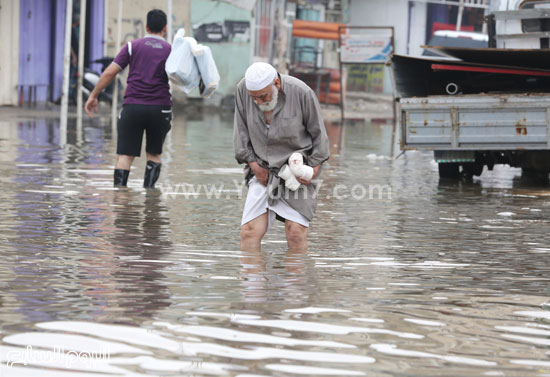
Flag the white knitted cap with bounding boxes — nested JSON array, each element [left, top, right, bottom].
[[245, 62, 277, 91]]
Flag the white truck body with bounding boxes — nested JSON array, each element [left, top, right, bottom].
[[396, 0, 550, 178]]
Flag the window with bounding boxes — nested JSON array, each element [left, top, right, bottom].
[[520, 1, 550, 33]]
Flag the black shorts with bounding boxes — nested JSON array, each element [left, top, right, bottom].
[[117, 104, 172, 157]]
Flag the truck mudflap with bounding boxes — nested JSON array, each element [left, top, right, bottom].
[[400, 94, 550, 151]]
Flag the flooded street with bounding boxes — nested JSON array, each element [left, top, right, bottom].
[[1, 108, 550, 376]]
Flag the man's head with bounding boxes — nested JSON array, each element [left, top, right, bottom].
[[245, 62, 281, 112], [146, 9, 168, 36]]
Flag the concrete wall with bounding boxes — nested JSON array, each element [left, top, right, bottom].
[[408, 1, 427, 57], [0, 0, 20, 106], [105, 0, 191, 56], [349, 0, 409, 54], [348, 0, 426, 94]]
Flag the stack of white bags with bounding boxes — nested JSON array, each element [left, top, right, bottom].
[[279, 153, 314, 191], [165, 29, 220, 98]]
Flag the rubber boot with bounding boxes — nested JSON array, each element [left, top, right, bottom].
[[114, 169, 130, 187], [143, 160, 161, 188]]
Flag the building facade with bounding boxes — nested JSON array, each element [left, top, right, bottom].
[[347, 0, 490, 94], [0, 0, 106, 106], [0, 0, 493, 106]]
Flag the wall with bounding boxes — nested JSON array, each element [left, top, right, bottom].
[[323, 8, 344, 70], [347, 0, 410, 94], [408, 1, 427, 57], [349, 0, 409, 54], [88, 0, 106, 73], [105, 0, 190, 55], [190, 0, 251, 99], [0, 0, 20, 106], [2, 0, 104, 105]]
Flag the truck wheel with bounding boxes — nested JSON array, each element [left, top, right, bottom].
[[438, 163, 460, 179], [463, 162, 484, 178], [521, 168, 549, 182]]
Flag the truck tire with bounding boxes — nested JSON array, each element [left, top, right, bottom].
[[438, 163, 460, 179], [463, 162, 484, 178], [521, 168, 549, 182]]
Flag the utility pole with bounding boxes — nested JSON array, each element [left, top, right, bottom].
[[167, 0, 173, 43], [111, 0, 123, 130], [76, 0, 87, 145], [60, 0, 74, 145], [456, 0, 465, 31]]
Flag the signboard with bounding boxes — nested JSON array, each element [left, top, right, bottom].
[[340, 34, 393, 64], [346, 64, 385, 93], [337, 26, 395, 121]]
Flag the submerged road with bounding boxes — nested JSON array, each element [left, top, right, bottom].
[[0, 108, 549, 376]]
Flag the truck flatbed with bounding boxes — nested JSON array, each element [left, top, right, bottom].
[[400, 93, 550, 150]]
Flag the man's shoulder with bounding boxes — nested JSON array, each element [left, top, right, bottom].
[[236, 78, 248, 95], [237, 77, 246, 89], [133, 37, 171, 49]]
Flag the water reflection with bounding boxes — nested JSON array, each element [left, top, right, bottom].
[[79, 189, 173, 322], [0, 113, 550, 376], [240, 247, 317, 305]]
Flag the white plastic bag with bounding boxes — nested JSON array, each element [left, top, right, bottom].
[[165, 29, 201, 94], [192, 45, 220, 98]]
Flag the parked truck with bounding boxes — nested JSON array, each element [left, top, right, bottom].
[[392, 0, 550, 179]]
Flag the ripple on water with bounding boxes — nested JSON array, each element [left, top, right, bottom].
[[1, 115, 549, 376]]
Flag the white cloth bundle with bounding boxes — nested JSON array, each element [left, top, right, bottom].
[[278, 164, 301, 191], [278, 153, 314, 191], [165, 29, 201, 94], [288, 152, 313, 181]]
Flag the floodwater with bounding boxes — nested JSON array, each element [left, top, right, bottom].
[[1, 108, 550, 376]]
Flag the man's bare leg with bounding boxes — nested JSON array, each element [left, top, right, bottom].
[[241, 212, 268, 252], [115, 154, 135, 170], [285, 246, 307, 275], [285, 220, 308, 251]]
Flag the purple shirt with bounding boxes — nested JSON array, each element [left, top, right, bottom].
[[113, 34, 172, 106]]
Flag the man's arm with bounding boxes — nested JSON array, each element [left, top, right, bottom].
[[299, 89, 330, 183], [233, 86, 257, 164], [84, 63, 121, 118], [233, 85, 269, 185]]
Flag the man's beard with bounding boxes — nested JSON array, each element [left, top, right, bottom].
[[257, 86, 279, 112]]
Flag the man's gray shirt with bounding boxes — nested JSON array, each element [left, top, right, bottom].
[[233, 74, 330, 221]]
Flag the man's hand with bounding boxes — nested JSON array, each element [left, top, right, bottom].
[[296, 165, 320, 186], [249, 161, 269, 186], [85, 96, 98, 118], [84, 63, 121, 119]]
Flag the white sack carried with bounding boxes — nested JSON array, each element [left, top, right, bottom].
[[288, 152, 313, 180], [192, 44, 220, 98], [165, 29, 200, 94]]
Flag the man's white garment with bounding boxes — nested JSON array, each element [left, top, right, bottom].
[[241, 176, 309, 230]]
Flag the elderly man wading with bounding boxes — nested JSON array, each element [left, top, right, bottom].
[[234, 62, 330, 251]]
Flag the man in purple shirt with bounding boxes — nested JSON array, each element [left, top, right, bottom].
[[85, 9, 172, 188]]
